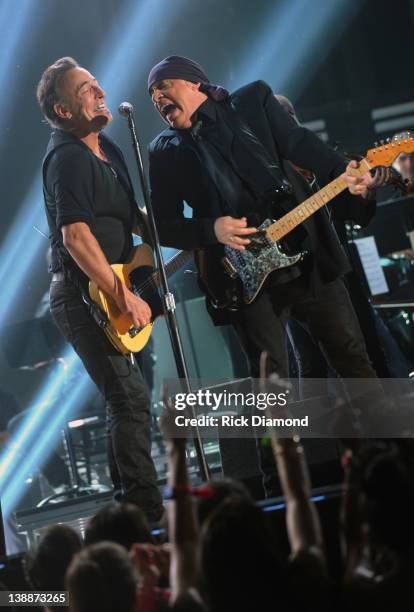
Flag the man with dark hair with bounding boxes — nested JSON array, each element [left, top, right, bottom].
[[36, 57, 163, 522], [147, 56, 381, 493]]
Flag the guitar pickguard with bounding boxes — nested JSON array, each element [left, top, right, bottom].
[[223, 219, 306, 303]]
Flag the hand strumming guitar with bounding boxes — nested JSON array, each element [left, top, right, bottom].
[[214, 216, 257, 251], [112, 279, 152, 329], [62, 221, 152, 328]]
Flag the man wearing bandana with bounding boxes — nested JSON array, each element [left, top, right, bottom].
[[147, 56, 380, 492]]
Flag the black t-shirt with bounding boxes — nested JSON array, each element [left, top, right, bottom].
[[43, 131, 138, 277]]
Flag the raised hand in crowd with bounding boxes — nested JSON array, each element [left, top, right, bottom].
[[129, 542, 170, 590], [260, 352, 325, 561], [159, 390, 204, 610]]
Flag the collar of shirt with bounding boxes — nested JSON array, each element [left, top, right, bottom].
[[191, 97, 218, 128]]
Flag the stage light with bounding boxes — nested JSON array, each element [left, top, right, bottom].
[[0, 178, 46, 323], [0, 349, 93, 517], [2, 375, 92, 517], [263, 494, 325, 512], [0, 0, 187, 326], [233, 0, 361, 97], [0, 0, 35, 91], [95, 0, 187, 122], [0, 348, 78, 491], [0, 0, 46, 316]]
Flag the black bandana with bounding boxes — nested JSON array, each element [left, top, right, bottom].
[[148, 55, 229, 101]]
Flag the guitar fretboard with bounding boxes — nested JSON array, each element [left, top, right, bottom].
[[138, 250, 191, 293], [266, 161, 368, 243], [162, 250, 191, 285]]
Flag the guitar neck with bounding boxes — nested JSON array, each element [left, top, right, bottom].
[[149, 250, 190, 289], [266, 160, 369, 242]]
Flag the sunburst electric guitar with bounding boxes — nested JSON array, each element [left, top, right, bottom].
[[89, 245, 191, 354], [216, 135, 414, 306]]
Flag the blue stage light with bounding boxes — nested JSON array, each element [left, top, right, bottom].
[[0, 349, 93, 517], [0, 0, 35, 89], [0, 178, 46, 323], [94, 0, 187, 123], [233, 0, 360, 97], [0, 0, 187, 327], [2, 374, 92, 517], [0, 0, 190, 516], [0, 348, 78, 492]]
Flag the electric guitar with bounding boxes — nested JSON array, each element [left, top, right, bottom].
[[203, 135, 414, 308], [89, 246, 192, 354]]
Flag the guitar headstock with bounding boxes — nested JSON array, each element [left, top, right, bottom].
[[365, 133, 414, 167]]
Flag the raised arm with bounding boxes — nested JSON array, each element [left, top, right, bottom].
[[160, 402, 200, 604], [260, 353, 324, 559]]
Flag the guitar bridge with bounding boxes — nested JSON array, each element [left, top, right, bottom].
[[222, 256, 239, 279]]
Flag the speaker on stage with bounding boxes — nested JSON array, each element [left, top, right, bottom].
[[219, 394, 342, 499]]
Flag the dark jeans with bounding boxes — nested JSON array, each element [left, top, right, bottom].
[[231, 275, 379, 496], [232, 275, 379, 377], [49, 280, 163, 522]]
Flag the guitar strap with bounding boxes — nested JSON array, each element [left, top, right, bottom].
[[102, 136, 153, 247], [223, 102, 294, 213]]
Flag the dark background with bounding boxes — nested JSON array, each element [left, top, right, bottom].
[[0, 0, 413, 396]]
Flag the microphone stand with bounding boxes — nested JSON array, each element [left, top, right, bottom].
[[119, 102, 210, 482]]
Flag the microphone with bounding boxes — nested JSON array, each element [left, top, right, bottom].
[[118, 101, 134, 117]]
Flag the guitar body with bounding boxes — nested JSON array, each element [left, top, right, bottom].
[[197, 219, 306, 310], [194, 246, 244, 311], [224, 218, 307, 304], [89, 244, 163, 354]]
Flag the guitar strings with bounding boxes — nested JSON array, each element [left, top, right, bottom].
[[130, 253, 187, 295]]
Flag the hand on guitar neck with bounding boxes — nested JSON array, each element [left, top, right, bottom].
[[343, 159, 391, 199]]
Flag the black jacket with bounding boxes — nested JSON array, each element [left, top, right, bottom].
[[148, 80, 374, 295]]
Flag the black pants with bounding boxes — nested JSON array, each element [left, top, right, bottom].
[[49, 280, 163, 522], [231, 275, 379, 496], [232, 276, 377, 379]]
